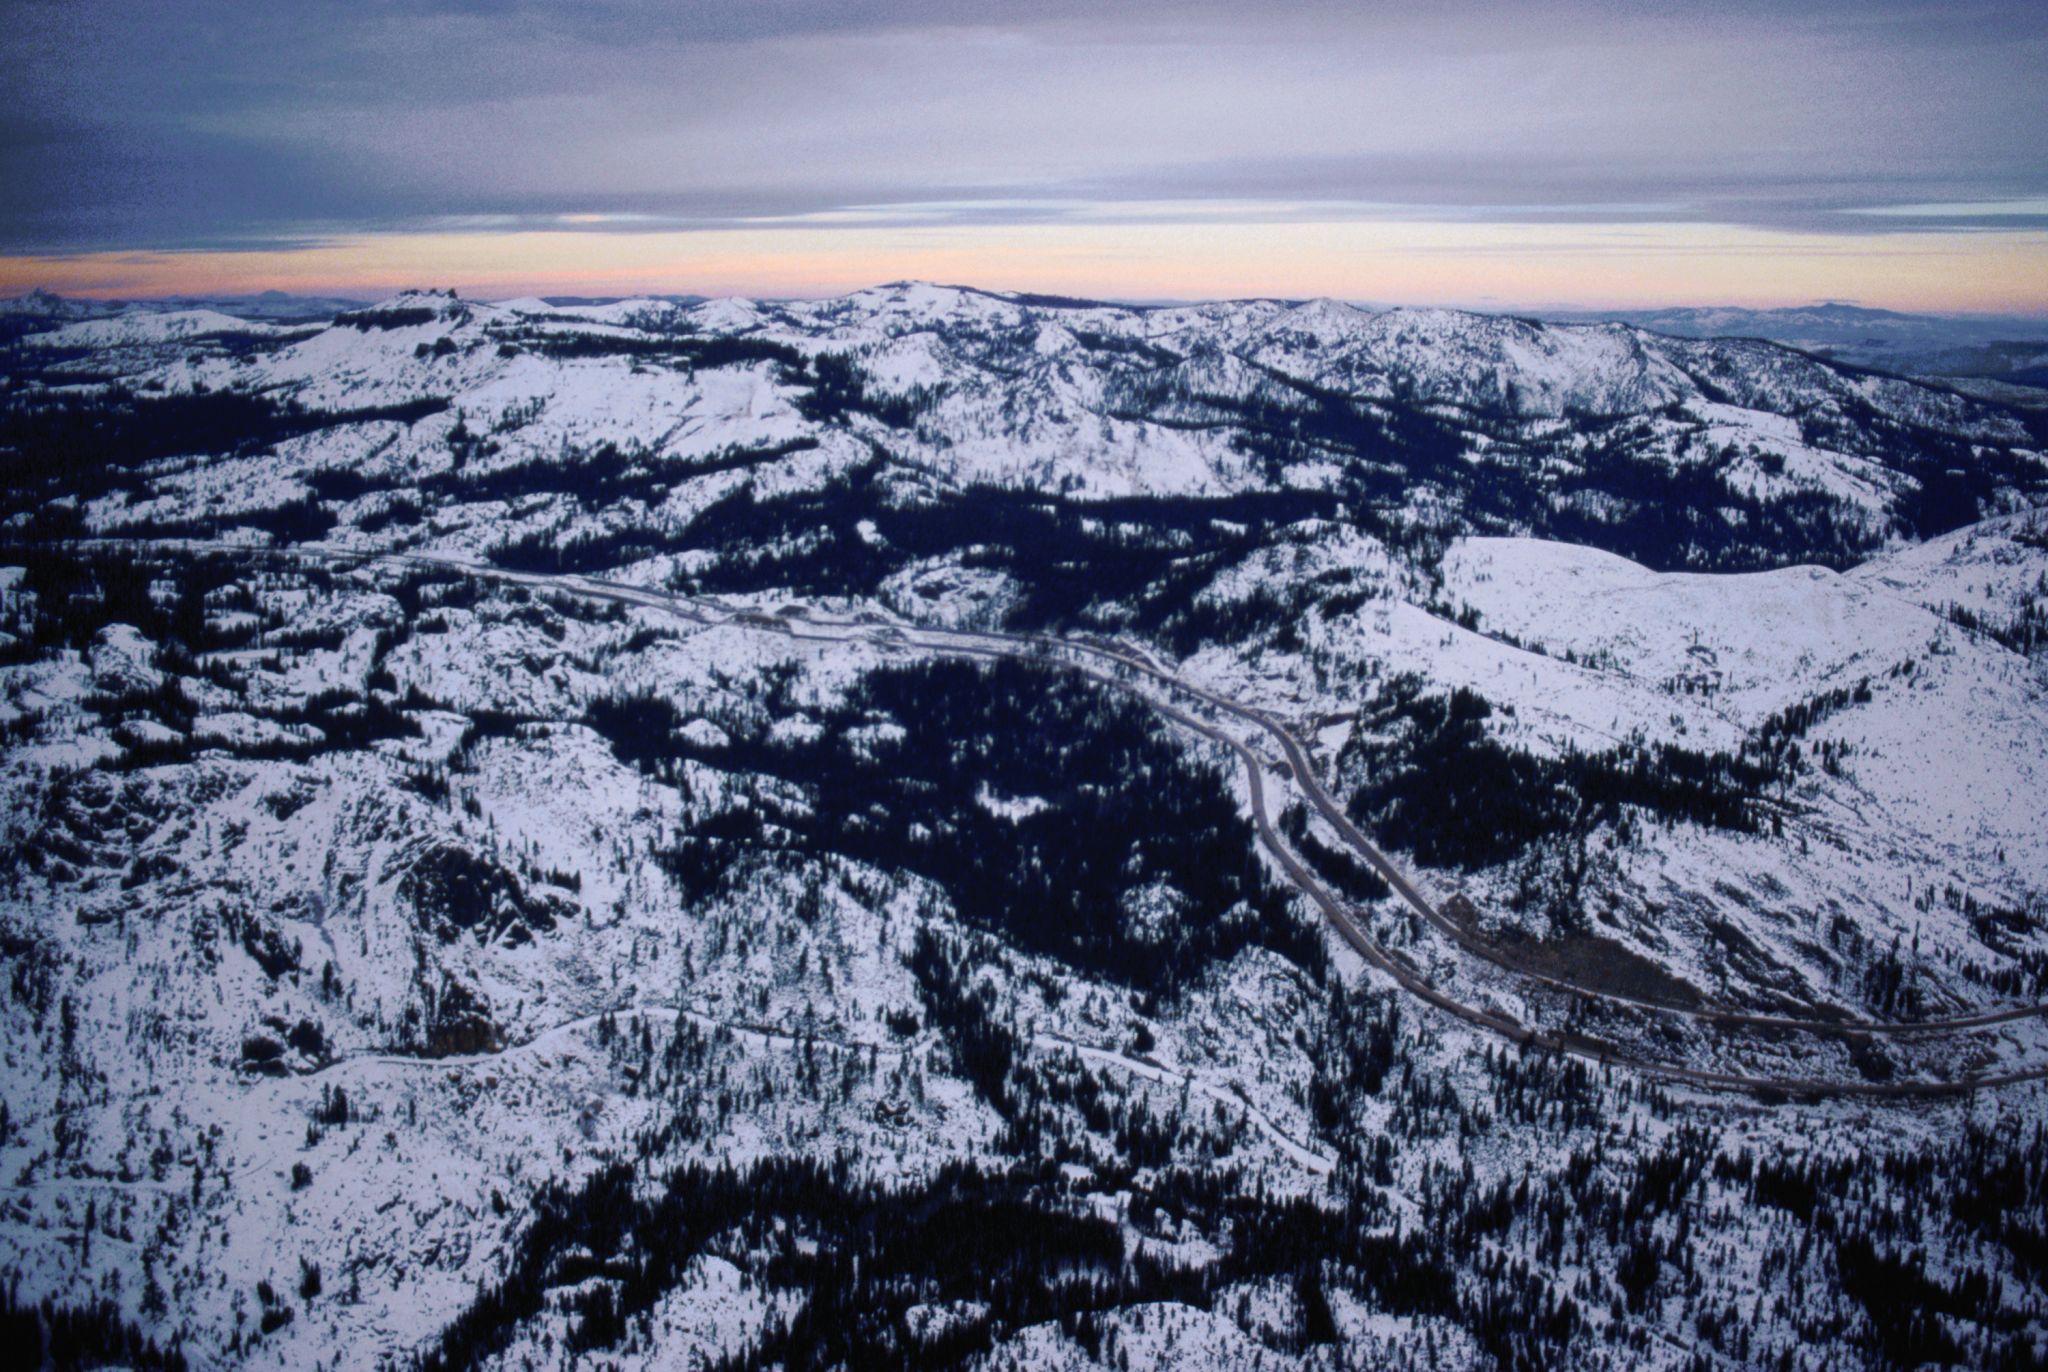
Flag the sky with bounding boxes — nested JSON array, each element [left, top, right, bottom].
[[2, 0, 2045, 311]]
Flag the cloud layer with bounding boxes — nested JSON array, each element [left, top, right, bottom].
[[3, 1, 2044, 303]]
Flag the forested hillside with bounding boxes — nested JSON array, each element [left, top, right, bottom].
[[2, 284, 2047, 1369]]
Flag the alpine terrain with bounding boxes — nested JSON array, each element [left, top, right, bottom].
[[3, 281, 2048, 1370]]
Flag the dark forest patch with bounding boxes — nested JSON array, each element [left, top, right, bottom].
[[594, 656, 1324, 996]]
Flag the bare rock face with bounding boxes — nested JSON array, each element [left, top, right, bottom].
[[423, 1015, 504, 1059]]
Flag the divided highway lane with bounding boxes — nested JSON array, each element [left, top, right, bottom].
[[972, 626, 2048, 1041], [65, 539, 2048, 1098], [849, 627, 2048, 1098]]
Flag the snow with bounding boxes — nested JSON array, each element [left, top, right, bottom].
[[31, 309, 298, 349], [1851, 509, 2048, 632], [6, 280, 2048, 1370], [88, 624, 164, 693], [1444, 537, 1914, 711], [975, 783, 1051, 822]]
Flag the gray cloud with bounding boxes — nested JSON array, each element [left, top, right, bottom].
[[3, 0, 2043, 253]]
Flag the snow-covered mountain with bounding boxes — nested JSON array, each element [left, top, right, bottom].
[[1, 288, 369, 326], [10, 281, 2041, 566], [3, 283, 2048, 1370], [1554, 300, 2047, 348], [1549, 301, 2048, 398]]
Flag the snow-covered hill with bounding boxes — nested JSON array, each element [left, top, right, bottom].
[[28, 309, 306, 350], [3, 284, 2048, 1370], [1549, 301, 2048, 393]]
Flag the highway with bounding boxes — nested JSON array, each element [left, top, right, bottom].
[[65, 538, 2048, 1099]]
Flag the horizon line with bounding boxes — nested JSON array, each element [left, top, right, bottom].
[[7, 217, 2048, 319], [12, 278, 2048, 324]]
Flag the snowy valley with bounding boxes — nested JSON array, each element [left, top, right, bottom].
[[2, 282, 2048, 1369]]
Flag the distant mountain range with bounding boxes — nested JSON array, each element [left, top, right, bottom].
[[10, 285, 2045, 392], [0, 285, 370, 325], [1546, 301, 2048, 397]]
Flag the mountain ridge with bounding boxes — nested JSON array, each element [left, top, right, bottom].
[[3, 279, 2048, 1370]]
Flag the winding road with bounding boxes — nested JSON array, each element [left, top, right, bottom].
[[66, 538, 2048, 1099]]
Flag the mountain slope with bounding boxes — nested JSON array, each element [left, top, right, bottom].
[[3, 284, 2048, 1370]]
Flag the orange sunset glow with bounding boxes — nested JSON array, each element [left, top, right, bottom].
[[2, 218, 2047, 313]]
